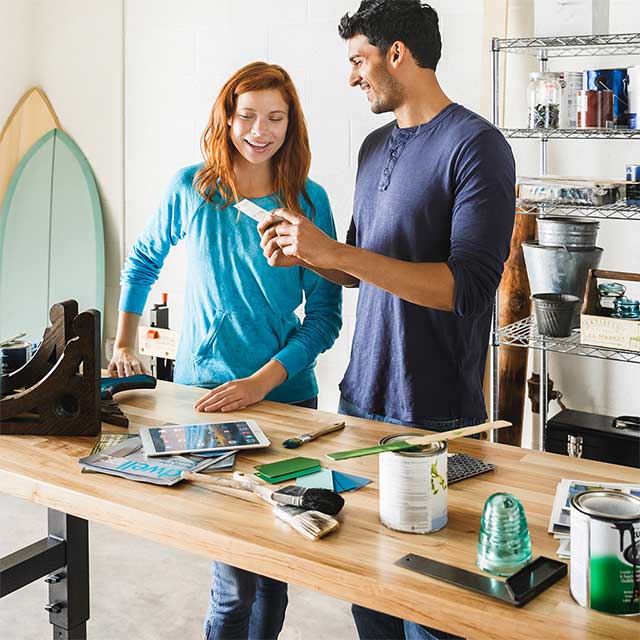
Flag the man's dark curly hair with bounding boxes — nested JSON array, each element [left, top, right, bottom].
[[338, 0, 441, 71]]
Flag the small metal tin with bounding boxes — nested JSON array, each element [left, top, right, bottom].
[[570, 490, 640, 616], [378, 434, 448, 534]]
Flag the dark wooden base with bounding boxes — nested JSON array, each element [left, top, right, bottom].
[[0, 300, 100, 436]]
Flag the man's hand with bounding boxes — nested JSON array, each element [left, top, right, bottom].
[[194, 376, 269, 413], [258, 209, 337, 269]]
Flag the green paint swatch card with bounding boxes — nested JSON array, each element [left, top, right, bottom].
[[255, 466, 322, 484], [254, 456, 321, 483]]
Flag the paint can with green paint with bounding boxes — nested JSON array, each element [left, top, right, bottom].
[[378, 434, 447, 534], [570, 490, 640, 616]]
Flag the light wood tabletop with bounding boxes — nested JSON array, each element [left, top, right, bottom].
[[0, 379, 637, 639]]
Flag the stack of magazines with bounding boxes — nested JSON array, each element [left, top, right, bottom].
[[78, 434, 234, 486], [548, 478, 640, 558]]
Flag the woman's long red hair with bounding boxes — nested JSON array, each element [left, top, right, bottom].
[[194, 62, 314, 216]]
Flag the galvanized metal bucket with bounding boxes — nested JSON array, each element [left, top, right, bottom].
[[523, 242, 603, 327], [537, 216, 599, 248]]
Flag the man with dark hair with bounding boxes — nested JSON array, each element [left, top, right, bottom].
[[259, 2, 516, 636], [338, 0, 442, 72]]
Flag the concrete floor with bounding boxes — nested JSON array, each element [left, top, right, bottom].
[[0, 494, 358, 640]]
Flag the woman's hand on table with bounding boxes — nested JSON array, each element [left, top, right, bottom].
[[107, 346, 149, 378], [194, 360, 288, 413], [194, 376, 269, 413]]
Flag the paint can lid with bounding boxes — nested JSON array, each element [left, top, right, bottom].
[[571, 490, 640, 520], [0, 340, 30, 351], [379, 433, 447, 457]]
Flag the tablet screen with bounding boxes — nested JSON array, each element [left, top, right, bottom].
[[147, 422, 261, 454]]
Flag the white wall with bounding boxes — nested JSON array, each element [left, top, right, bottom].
[[0, 1, 32, 124]]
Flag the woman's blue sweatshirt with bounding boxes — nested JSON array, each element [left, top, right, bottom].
[[119, 164, 342, 403]]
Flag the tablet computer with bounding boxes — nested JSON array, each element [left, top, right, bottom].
[[139, 420, 270, 457]]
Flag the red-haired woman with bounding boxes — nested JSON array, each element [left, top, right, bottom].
[[108, 62, 342, 639]]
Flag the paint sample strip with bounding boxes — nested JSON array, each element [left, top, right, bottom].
[[297, 469, 371, 493], [235, 199, 283, 223]]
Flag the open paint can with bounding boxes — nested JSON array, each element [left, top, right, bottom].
[[378, 434, 447, 534], [0, 341, 31, 375], [570, 490, 640, 616]]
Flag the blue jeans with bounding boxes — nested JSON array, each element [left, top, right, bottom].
[[203, 397, 317, 640], [339, 395, 478, 640]]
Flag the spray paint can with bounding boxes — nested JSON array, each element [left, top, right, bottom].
[[378, 434, 448, 534], [629, 65, 640, 129], [570, 490, 640, 616]]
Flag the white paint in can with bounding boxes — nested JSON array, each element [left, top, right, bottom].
[[378, 434, 447, 534], [628, 65, 640, 129], [570, 490, 640, 616]]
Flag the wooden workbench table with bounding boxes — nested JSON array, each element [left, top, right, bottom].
[[0, 379, 637, 639]]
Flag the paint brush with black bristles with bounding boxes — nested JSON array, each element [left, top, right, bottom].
[[181, 471, 345, 516], [181, 471, 341, 541], [282, 421, 346, 449]]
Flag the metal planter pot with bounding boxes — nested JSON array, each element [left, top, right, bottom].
[[532, 293, 582, 337], [537, 216, 600, 248], [522, 242, 604, 327]]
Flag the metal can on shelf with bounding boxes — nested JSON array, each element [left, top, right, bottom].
[[626, 164, 640, 204], [584, 68, 629, 127], [577, 89, 614, 128], [558, 71, 584, 129]]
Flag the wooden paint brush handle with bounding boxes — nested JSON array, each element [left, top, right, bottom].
[[181, 473, 261, 504], [306, 421, 346, 440], [181, 471, 275, 503], [404, 420, 512, 446]]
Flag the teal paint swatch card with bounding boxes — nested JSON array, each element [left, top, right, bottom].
[[295, 468, 371, 493], [296, 468, 334, 490], [333, 471, 371, 492]]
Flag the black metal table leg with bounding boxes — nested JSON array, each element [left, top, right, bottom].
[[46, 509, 89, 640], [0, 508, 90, 638]]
